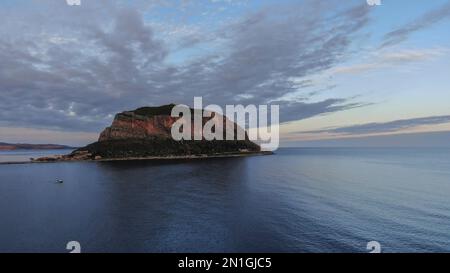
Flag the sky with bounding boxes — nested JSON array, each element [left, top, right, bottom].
[[0, 0, 449, 147]]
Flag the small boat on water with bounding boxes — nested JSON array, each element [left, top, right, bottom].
[[56, 179, 64, 184]]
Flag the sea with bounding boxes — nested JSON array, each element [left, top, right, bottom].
[[0, 147, 450, 253]]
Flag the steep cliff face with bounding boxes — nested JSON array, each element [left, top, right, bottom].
[[98, 111, 178, 141], [98, 105, 248, 142], [67, 104, 260, 160]]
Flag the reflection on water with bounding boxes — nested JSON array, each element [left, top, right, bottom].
[[1, 148, 450, 252]]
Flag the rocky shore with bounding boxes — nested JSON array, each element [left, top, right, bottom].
[[30, 149, 272, 163]]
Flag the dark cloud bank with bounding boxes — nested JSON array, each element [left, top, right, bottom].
[[1, 0, 449, 134], [0, 0, 371, 132]]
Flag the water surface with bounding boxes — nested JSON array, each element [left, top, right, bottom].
[[1, 148, 450, 253], [0, 149, 74, 163]]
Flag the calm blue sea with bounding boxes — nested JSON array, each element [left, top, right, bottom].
[[0, 148, 450, 253]]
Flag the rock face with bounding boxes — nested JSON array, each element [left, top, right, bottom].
[[98, 104, 248, 142], [65, 104, 260, 160], [98, 110, 179, 141]]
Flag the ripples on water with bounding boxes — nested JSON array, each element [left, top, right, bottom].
[[0, 148, 450, 252]]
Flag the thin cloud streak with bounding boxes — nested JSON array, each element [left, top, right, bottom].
[[381, 1, 450, 48], [333, 48, 446, 75], [296, 115, 450, 136]]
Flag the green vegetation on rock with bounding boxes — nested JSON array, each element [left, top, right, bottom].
[[133, 104, 177, 117], [74, 138, 260, 159]]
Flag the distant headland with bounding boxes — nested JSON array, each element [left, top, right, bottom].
[[32, 104, 270, 163], [0, 142, 74, 151]]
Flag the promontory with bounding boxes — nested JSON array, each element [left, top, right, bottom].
[[33, 104, 267, 162]]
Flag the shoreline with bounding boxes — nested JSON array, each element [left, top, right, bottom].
[[0, 151, 273, 165]]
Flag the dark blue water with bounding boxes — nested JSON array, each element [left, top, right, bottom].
[[1, 148, 450, 253]]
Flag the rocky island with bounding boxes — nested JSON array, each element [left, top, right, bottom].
[[33, 104, 268, 163]]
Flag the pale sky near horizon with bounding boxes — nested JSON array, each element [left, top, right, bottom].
[[0, 0, 449, 147]]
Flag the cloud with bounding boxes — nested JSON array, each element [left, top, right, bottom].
[[0, 1, 168, 131], [333, 48, 445, 75], [152, 1, 372, 122], [381, 1, 450, 48], [0, 0, 373, 133], [0, 127, 97, 147], [298, 115, 450, 136], [284, 131, 450, 148]]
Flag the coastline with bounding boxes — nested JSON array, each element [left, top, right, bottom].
[[0, 151, 273, 165]]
